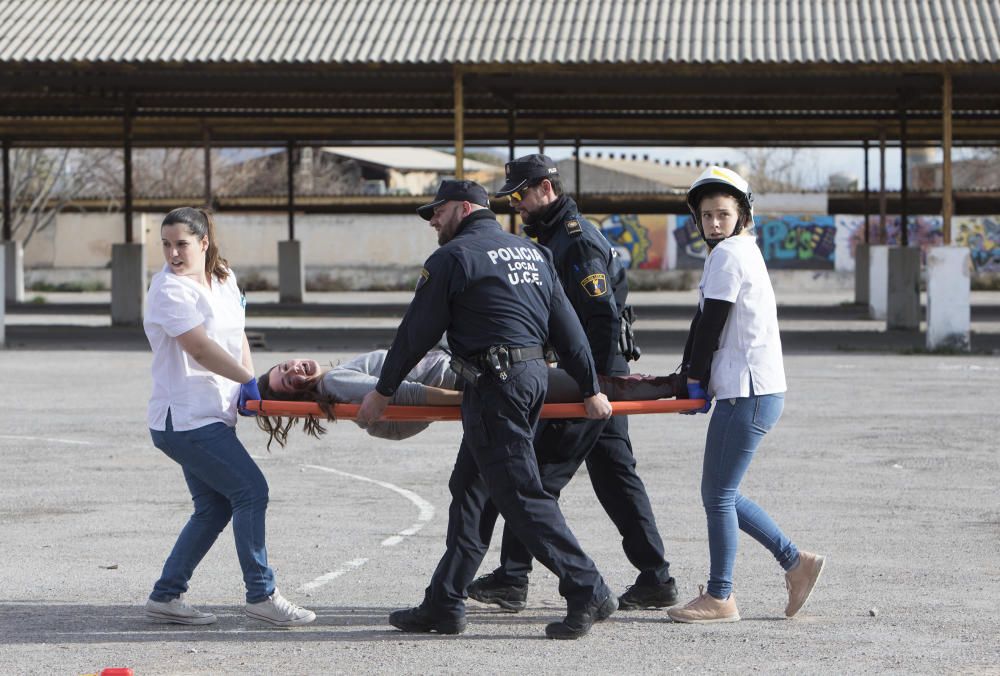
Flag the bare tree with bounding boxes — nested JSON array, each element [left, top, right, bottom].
[[213, 148, 363, 197], [8, 148, 121, 247], [738, 148, 819, 192], [132, 148, 206, 197], [7, 146, 372, 242]]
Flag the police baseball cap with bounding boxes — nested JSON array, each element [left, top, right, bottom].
[[417, 179, 491, 221], [495, 154, 559, 197]]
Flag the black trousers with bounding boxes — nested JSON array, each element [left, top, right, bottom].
[[422, 359, 608, 618], [483, 357, 671, 588]]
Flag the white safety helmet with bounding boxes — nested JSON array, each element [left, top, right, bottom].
[[685, 166, 754, 248]]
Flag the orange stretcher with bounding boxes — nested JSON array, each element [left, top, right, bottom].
[[246, 399, 705, 421]]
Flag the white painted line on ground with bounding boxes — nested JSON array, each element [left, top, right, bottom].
[[302, 557, 369, 591], [56, 629, 324, 636], [0, 434, 93, 446], [299, 464, 436, 591]]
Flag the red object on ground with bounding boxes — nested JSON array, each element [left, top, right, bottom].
[[247, 399, 706, 420], [100, 669, 134, 676]]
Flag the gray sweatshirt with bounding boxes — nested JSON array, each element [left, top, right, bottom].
[[315, 349, 674, 440], [317, 350, 457, 440]]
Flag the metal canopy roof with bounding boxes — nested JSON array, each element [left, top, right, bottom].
[[1, 0, 999, 145], [4, 0, 999, 64]]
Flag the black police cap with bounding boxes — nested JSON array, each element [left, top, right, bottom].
[[417, 179, 491, 221], [495, 154, 559, 197]]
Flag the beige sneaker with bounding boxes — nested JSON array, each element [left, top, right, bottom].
[[245, 589, 316, 627], [667, 585, 740, 624], [145, 595, 217, 625], [785, 551, 826, 618]]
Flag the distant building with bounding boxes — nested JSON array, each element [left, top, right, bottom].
[[911, 157, 1000, 191], [553, 154, 715, 193], [321, 147, 502, 195], [221, 146, 502, 196]]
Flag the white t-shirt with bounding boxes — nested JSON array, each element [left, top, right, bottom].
[[698, 235, 787, 399], [144, 264, 247, 431]]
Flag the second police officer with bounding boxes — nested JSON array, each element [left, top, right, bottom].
[[356, 179, 619, 640], [467, 154, 679, 611]]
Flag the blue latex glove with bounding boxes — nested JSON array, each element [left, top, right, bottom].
[[683, 381, 712, 415], [238, 377, 261, 417]]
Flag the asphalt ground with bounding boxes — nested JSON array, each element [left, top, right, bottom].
[[1, 329, 998, 673]]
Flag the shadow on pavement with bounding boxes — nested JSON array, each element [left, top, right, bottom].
[[0, 603, 574, 644]]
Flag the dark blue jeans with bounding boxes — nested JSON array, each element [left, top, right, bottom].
[[702, 391, 798, 599], [149, 411, 275, 603]]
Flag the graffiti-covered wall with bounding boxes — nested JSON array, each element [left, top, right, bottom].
[[669, 214, 837, 270], [591, 214, 670, 270], [953, 216, 1000, 273], [833, 215, 945, 271], [622, 212, 1000, 273]]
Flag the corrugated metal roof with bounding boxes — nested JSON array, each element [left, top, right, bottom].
[[1, 0, 997, 65]]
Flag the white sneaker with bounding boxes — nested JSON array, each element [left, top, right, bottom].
[[245, 589, 316, 627], [145, 595, 217, 625]]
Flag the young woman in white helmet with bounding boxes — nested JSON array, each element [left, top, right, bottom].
[[668, 166, 825, 624]]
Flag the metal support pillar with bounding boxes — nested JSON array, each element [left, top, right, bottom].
[[123, 111, 133, 243], [574, 138, 581, 203], [507, 108, 516, 233], [878, 130, 887, 244], [286, 140, 296, 240], [899, 102, 908, 247], [453, 68, 464, 180], [111, 107, 144, 325], [855, 139, 872, 306], [942, 72, 953, 245], [863, 139, 870, 244], [279, 140, 304, 303], [203, 123, 213, 209], [2, 140, 9, 242]]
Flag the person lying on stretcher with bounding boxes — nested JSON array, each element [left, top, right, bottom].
[[254, 349, 685, 447]]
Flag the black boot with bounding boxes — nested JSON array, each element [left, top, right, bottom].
[[545, 592, 617, 640], [618, 577, 679, 610], [467, 572, 528, 612], [389, 605, 467, 635]]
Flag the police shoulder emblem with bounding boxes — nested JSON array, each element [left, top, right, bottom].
[[415, 267, 431, 291], [565, 219, 582, 236], [580, 273, 608, 297]]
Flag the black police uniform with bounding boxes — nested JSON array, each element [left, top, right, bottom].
[[488, 194, 672, 589], [375, 208, 612, 620]]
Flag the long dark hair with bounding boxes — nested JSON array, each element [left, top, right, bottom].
[[162, 207, 230, 283], [254, 366, 338, 450]]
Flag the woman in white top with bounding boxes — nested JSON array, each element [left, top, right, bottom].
[[667, 168, 825, 624], [143, 207, 314, 628]]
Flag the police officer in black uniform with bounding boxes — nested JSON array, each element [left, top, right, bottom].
[[467, 154, 678, 611], [356, 179, 618, 640]]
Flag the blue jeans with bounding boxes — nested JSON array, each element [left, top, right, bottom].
[[149, 411, 275, 603], [701, 391, 798, 599]]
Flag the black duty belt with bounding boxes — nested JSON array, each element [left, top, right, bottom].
[[450, 345, 545, 386]]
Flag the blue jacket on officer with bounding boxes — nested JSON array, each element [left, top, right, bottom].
[[497, 154, 633, 375]]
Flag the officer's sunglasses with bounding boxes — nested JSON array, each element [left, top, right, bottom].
[[508, 180, 543, 204]]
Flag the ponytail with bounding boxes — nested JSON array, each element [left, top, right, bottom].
[[200, 209, 230, 283]]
